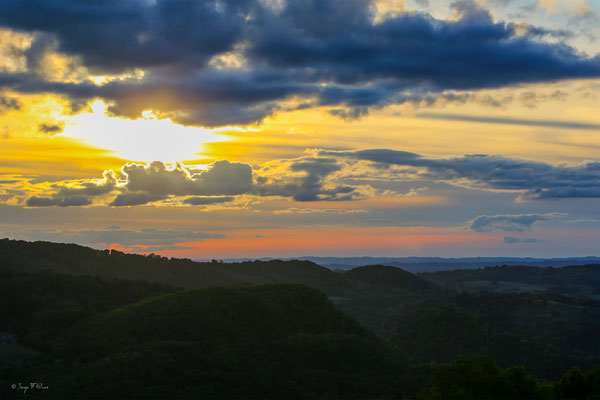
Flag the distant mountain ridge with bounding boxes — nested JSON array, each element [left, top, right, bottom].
[[213, 256, 600, 272]]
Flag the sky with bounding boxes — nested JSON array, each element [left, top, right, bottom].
[[0, 0, 599, 258]]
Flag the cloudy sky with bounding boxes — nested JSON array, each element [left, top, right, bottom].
[[1, 0, 599, 258]]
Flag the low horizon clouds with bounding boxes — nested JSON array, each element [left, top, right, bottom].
[[2, 226, 226, 251], [6, 147, 599, 208], [504, 236, 546, 244], [468, 213, 565, 232]]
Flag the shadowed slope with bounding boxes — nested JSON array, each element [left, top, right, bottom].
[[38, 284, 403, 399]]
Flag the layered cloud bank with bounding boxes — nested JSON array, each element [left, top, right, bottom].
[[323, 149, 600, 200], [0, 0, 599, 126], [2, 149, 598, 256], [1, 149, 597, 208]]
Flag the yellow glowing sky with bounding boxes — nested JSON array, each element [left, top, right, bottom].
[[16, 81, 594, 168], [64, 100, 230, 163]]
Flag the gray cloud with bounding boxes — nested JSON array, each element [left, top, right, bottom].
[[55, 171, 118, 197], [24, 161, 254, 207], [322, 149, 600, 200], [25, 170, 118, 207], [108, 193, 167, 207], [26, 195, 92, 207], [0, 96, 20, 113], [510, 22, 574, 39], [254, 157, 360, 202], [17, 147, 600, 208], [504, 236, 545, 244], [21, 161, 254, 208], [122, 160, 253, 197], [469, 213, 564, 232], [522, 187, 600, 200], [22, 156, 360, 207], [182, 196, 235, 206], [38, 122, 65, 134]]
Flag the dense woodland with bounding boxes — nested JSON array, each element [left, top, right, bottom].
[[0, 239, 599, 399]]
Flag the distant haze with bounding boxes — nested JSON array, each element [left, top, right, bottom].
[[208, 256, 600, 273]]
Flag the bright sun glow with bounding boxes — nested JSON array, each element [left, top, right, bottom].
[[63, 101, 229, 162]]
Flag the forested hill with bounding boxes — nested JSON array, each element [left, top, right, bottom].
[[0, 238, 442, 297], [421, 264, 600, 298], [36, 284, 402, 399], [1, 239, 600, 399]]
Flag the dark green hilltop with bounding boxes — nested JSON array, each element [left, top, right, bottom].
[[1, 239, 599, 399]]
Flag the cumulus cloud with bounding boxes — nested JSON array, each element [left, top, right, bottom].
[[107, 160, 252, 206], [253, 156, 362, 202], [22, 161, 254, 207], [0, 0, 599, 125], [322, 149, 600, 200], [122, 161, 252, 197], [25, 170, 118, 207], [21, 156, 364, 207], [3, 226, 225, 249], [469, 213, 564, 232]]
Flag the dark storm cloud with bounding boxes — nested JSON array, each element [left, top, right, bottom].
[[0, 0, 599, 125], [0, 0, 255, 73], [469, 213, 563, 232], [323, 149, 600, 200], [247, 1, 600, 89], [0, 69, 308, 127]]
